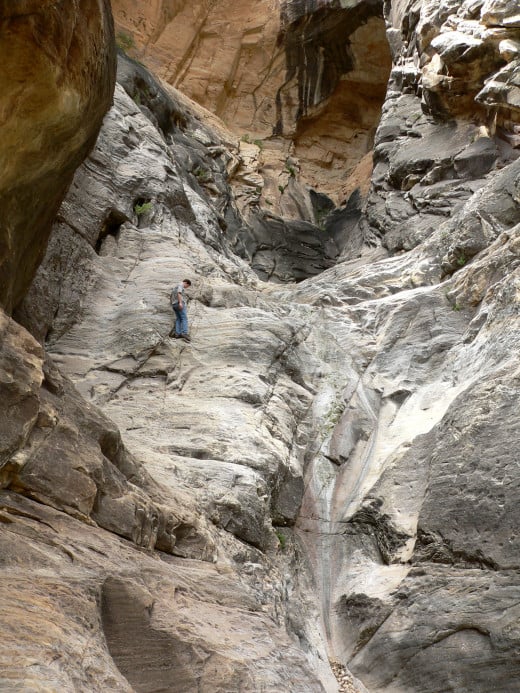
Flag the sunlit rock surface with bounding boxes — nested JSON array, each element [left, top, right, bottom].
[[111, 0, 391, 206]]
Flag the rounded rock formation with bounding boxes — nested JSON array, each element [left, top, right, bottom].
[[0, 0, 116, 313]]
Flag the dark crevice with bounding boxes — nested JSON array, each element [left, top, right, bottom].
[[117, 51, 189, 140], [414, 529, 500, 570], [346, 498, 411, 565], [95, 209, 128, 254]]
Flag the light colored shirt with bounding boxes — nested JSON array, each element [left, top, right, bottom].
[[172, 283, 187, 308]]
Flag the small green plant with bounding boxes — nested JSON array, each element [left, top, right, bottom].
[[315, 208, 329, 231], [265, 198, 273, 206], [456, 253, 467, 267], [134, 201, 153, 216], [323, 398, 346, 434], [116, 31, 135, 52], [278, 184, 286, 194], [275, 530, 286, 550], [285, 164, 296, 177], [240, 134, 264, 150], [452, 302, 461, 311], [193, 166, 210, 183]]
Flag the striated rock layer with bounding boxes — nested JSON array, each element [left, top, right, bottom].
[[5, 59, 339, 691], [290, 0, 520, 690], [0, 0, 116, 313], [367, 0, 520, 252]]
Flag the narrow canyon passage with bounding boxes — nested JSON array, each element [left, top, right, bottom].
[[3, 1, 520, 691]]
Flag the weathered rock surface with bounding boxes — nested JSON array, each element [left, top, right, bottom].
[[111, 0, 391, 205], [285, 161, 520, 691], [366, 0, 520, 252], [8, 60, 339, 691], [3, 0, 520, 691], [0, 309, 214, 560], [0, 0, 116, 313], [0, 489, 329, 692]]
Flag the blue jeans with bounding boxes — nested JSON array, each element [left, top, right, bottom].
[[173, 305, 188, 335]]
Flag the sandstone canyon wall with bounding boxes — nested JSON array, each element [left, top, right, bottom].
[[111, 0, 392, 208], [2, 1, 520, 692], [0, 0, 116, 313]]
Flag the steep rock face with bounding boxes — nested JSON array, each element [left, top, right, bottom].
[[38, 77, 316, 555], [8, 63, 340, 691], [0, 5, 334, 689], [0, 488, 330, 692], [0, 309, 214, 559], [17, 51, 520, 692], [112, 0, 281, 131], [3, 0, 520, 691], [366, 0, 520, 251], [14, 54, 345, 329], [111, 0, 391, 205], [278, 0, 391, 203], [282, 0, 520, 689], [284, 162, 520, 693], [0, 0, 116, 313]]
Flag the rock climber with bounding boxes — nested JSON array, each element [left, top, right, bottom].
[[169, 278, 192, 341]]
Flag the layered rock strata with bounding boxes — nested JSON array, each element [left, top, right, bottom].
[[7, 60, 339, 691], [3, 0, 520, 691], [284, 0, 520, 689], [367, 0, 520, 251], [0, 485, 329, 691]]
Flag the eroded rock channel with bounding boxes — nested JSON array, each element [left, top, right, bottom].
[[2, 1, 520, 692]]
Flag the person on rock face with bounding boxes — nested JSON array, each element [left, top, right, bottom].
[[169, 279, 192, 341]]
